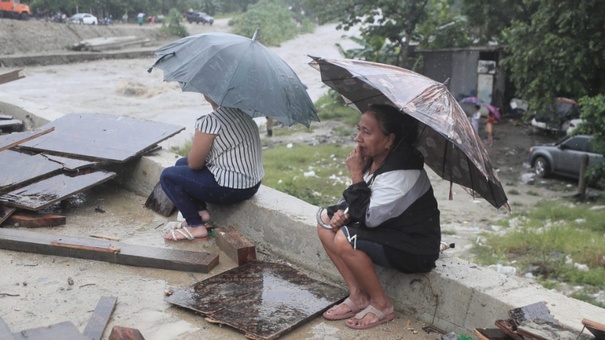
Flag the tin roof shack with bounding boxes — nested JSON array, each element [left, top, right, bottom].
[[417, 46, 506, 112]]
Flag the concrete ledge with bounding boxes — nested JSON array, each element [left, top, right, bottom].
[[3, 98, 605, 336], [0, 50, 155, 67]]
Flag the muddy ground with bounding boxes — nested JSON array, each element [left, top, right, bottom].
[[0, 17, 594, 339]]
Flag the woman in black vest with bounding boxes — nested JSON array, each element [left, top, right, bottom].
[[318, 104, 441, 329]]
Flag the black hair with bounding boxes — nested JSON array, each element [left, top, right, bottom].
[[367, 104, 418, 146]]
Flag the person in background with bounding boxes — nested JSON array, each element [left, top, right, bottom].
[[160, 95, 264, 241], [471, 104, 481, 134], [486, 111, 495, 147], [317, 104, 441, 330]]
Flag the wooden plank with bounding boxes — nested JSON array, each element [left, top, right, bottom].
[[5, 213, 66, 228], [0, 119, 22, 130], [42, 154, 96, 171], [108, 326, 146, 340], [0, 171, 116, 211], [0, 150, 64, 193], [0, 69, 24, 85], [83, 296, 118, 340], [51, 241, 121, 254], [19, 113, 184, 162], [0, 206, 16, 226], [215, 226, 256, 266], [473, 328, 514, 340], [0, 228, 219, 273], [0, 114, 14, 120], [582, 318, 605, 339], [12, 321, 87, 340], [0, 316, 15, 340], [0, 127, 54, 152], [144, 182, 175, 216]]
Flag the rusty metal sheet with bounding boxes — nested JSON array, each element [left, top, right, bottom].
[[0, 171, 115, 210], [19, 113, 184, 162], [165, 261, 347, 340], [0, 150, 63, 192]]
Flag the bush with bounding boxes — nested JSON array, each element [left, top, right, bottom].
[[161, 8, 188, 38], [229, 0, 314, 46]]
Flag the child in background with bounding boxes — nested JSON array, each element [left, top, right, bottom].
[[486, 111, 495, 147]]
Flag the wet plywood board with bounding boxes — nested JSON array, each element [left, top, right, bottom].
[[0, 228, 219, 273], [0, 171, 115, 210], [82, 296, 118, 340], [0, 206, 16, 225], [12, 321, 87, 340], [582, 318, 605, 339], [164, 261, 347, 340], [0, 150, 63, 192], [0, 128, 53, 152], [42, 154, 97, 171], [144, 182, 175, 216], [19, 113, 184, 162]]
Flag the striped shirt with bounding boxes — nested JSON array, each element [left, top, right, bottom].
[[195, 107, 264, 189]]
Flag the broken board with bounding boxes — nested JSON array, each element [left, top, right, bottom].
[[42, 154, 96, 171], [0, 228, 218, 273], [4, 213, 66, 228], [164, 261, 347, 340], [12, 321, 87, 340], [0, 171, 115, 210], [144, 182, 175, 217], [19, 113, 184, 162], [83, 296, 118, 340], [0, 150, 64, 193]]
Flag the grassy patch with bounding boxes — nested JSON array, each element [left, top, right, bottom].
[[262, 143, 351, 207], [472, 199, 605, 307], [315, 91, 360, 127]]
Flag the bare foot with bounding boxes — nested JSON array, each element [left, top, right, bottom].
[[198, 210, 211, 224], [163, 225, 208, 241]]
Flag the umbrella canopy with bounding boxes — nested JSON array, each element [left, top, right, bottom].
[[309, 56, 509, 210], [460, 96, 501, 120], [148, 30, 319, 128]]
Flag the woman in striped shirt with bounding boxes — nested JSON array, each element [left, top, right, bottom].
[[161, 95, 264, 241]]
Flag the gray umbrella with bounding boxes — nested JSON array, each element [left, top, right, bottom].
[[148, 29, 319, 127]]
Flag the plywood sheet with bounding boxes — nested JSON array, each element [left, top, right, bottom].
[[0, 171, 115, 210], [164, 261, 347, 340], [19, 113, 184, 162], [43, 154, 96, 171], [0, 150, 63, 192]]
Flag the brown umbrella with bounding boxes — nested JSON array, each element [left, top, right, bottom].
[[309, 56, 509, 210]]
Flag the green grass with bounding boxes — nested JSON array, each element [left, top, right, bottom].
[[262, 143, 351, 207], [315, 91, 360, 127], [472, 199, 605, 307]]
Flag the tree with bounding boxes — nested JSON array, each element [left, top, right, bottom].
[[502, 0, 605, 118], [304, 0, 430, 67], [461, 0, 532, 45]]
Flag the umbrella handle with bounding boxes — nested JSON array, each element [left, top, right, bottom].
[[316, 207, 335, 230]]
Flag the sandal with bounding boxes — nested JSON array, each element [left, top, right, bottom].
[[345, 304, 395, 330], [164, 225, 208, 241], [323, 297, 362, 320]]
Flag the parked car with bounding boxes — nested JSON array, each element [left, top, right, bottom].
[[69, 13, 98, 25], [186, 10, 213, 25], [527, 134, 603, 181], [528, 97, 580, 135]]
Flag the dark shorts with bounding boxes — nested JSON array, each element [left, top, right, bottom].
[[341, 226, 438, 274]]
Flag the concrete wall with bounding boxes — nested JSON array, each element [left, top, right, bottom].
[[2, 96, 605, 336]]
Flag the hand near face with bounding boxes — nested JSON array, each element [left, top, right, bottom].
[[346, 146, 367, 183]]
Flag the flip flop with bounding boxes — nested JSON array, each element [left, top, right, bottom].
[[345, 304, 395, 330], [323, 297, 362, 320], [164, 220, 213, 231]]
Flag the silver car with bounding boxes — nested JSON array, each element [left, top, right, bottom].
[[528, 134, 603, 180]]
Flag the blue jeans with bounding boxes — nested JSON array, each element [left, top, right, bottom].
[[160, 158, 260, 226]]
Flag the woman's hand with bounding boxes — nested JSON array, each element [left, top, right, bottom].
[[346, 146, 367, 184], [329, 209, 350, 229]]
